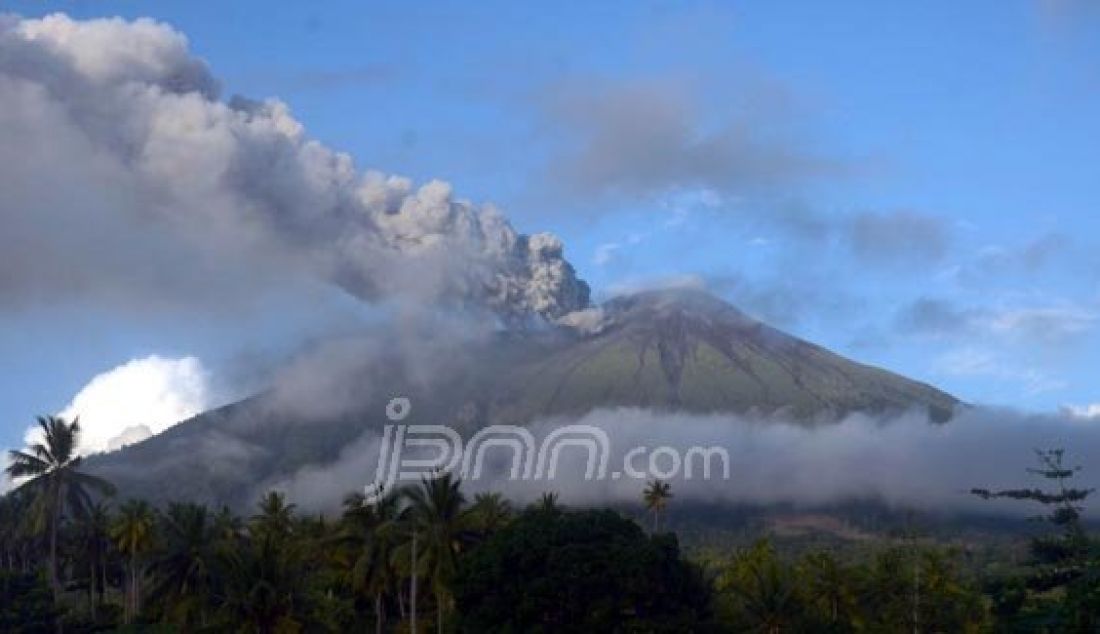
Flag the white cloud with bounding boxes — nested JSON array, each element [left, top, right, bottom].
[[592, 242, 621, 266], [0, 453, 11, 494], [987, 306, 1098, 343], [23, 355, 211, 455], [1063, 403, 1100, 420], [105, 424, 156, 452], [934, 348, 1067, 395]]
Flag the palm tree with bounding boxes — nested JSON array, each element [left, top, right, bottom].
[[719, 541, 801, 634], [77, 501, 112, 621], [468, 492, 512, 536], [110, 499, 155, 623], [402, 472, 473, 634], [0, 494, 21, 571], [534, 491, 561, 513], [149, 502, 220, 627], [0, 489, 36, 573], [220, 532, 306, 633], [643, 480, 673, 532], [5, 415, 115, 599], [251, 490, 296, 544], [338, 488, 402, 634], [800, 551, 855, 625], [213, 504, 246, 545]]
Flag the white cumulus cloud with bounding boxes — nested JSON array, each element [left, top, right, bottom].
[[23, 355, 211, 455]]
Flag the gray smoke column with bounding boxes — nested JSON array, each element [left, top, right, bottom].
[[0, 14, 589, 320]]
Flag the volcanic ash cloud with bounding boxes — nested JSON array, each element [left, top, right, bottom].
[[0, 13, 589, 321]]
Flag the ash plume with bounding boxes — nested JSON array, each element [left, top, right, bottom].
[[0, 14, 589, 321]]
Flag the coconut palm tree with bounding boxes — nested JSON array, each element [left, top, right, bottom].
[[220, 531, 307, 633], [251, 490, 296, 544], [77, 501, 112, 620], [148, 502, 220, 627], [213, 504, 246, 545], [643, 480, 673, 532], [338, 488, 402, 634], [111, 499, 155, 623], [5, 415, 115, 599], [800, 551, 856, 626], [402, 472, 473, 634], [467, 492, 512, 536], [719, 541, 801, 634]]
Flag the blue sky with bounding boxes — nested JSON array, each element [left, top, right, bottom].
[[3, 1, 1100, 451]]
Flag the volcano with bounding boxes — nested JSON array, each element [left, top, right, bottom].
[[489, 288, 957, 423], [85, 288, 959, 507]]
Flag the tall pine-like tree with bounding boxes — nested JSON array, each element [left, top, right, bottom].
[[973, 448, 1099, 630]]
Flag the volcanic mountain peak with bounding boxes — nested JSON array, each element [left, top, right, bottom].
[[500, 288, 960, 424], [605, 286, 754, 318], [86, 288, 960, 507]]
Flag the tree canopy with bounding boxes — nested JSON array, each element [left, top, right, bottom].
[[453, 506, 714, 632]]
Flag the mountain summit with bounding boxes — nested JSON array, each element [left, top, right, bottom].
[[86, 289, 959, 506], [494, 287, 958, 423]]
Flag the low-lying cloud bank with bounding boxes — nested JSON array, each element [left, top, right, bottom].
[[271, 405, 1100, 517], [513, 407, 1100, 515]]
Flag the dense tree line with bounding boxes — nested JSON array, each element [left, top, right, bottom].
[[2, 417, 1099, 632]]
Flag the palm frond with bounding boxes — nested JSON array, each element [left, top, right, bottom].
[[6, 449, 51, 478], [33, 417, 57, 463]]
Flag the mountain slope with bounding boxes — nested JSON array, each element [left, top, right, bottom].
[[488, 289, 957, 423], [85, 289, 959, 507]]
